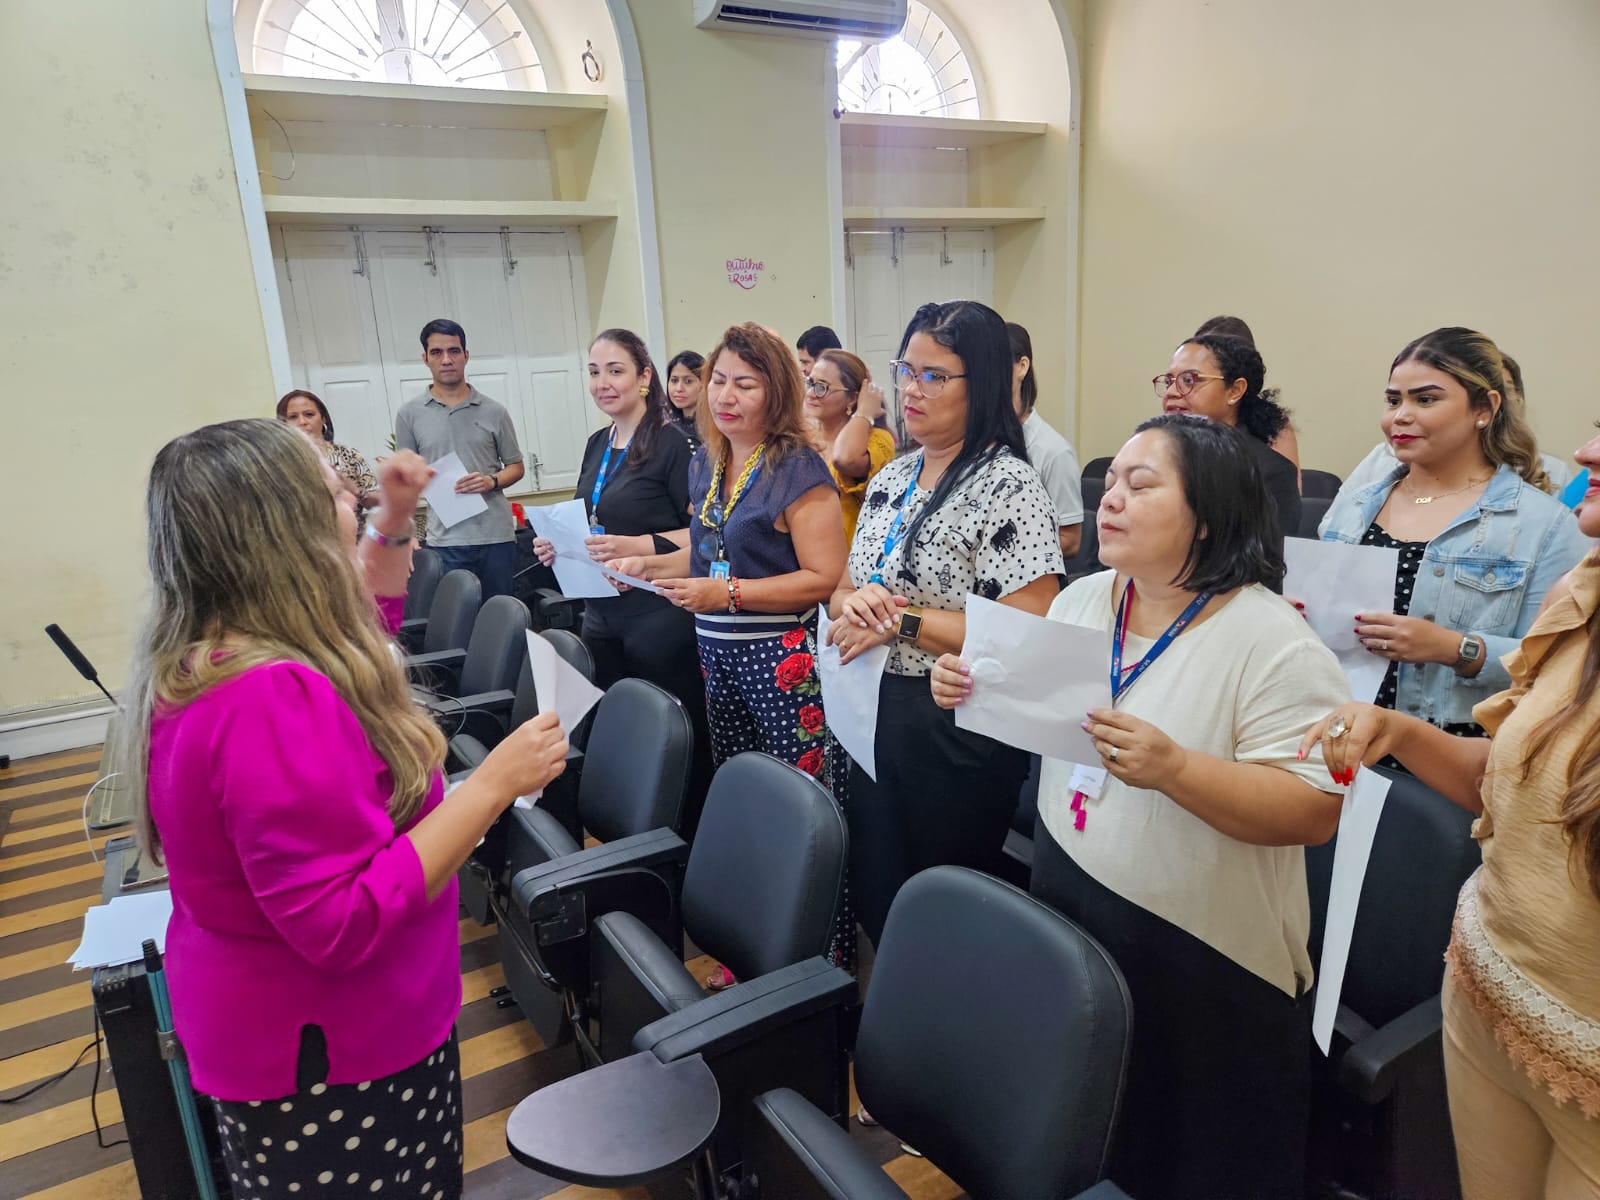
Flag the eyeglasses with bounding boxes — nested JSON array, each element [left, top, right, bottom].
[[804, 378, 849, 398], [1152, 371, 1226, 398], [889, 360, 968, 399]]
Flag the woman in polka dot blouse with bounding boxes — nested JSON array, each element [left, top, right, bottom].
[[828, 300, 1065, 946]]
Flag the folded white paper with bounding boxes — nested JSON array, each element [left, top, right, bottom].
[[954, 594, 1112, 764], [68, 890, 174, 970], [817, 609, 890, 781], [421, 452, 489, 529], [1313, 766, 1391, 1054], [1283, 539, 1400, 704], [600, 564, 662, 595], [526, 499, 619, 599], [514, 629, 606, 809]]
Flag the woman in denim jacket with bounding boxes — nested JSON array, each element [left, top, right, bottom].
[[1319, 328, 1590, 742]]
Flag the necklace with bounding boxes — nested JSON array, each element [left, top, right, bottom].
[[1401, 472, 1490, 505], [698, 443, 766, 535]]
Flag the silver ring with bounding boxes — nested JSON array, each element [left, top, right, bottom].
[[1108, 746, 1119, 763], [1381, 640, 1389, 652], [1327, 715, 1348, 740]]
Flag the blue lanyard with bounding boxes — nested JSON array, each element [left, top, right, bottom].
[[588, 431, 626, 518], [869, 454, 924, 586], [1110, 581, 1213, 702]]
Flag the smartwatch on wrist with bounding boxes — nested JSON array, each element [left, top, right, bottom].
[[1453, 634, 1484, 674], [896, 606, 925, 644]]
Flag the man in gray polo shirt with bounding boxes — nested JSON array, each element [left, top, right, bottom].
[[394, 318, 525, 599]]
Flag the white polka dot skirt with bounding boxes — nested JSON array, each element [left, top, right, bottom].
[[213, 1032, 463, 1198]]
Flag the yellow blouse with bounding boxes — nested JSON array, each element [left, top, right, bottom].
[[830, 426, 897, 545], [1447, 549, 1600, 1118]]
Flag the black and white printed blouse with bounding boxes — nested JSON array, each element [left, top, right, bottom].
[[846, 447, 1065, 677]]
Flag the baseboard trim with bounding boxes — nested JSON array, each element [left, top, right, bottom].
[[0, 702, 116, 761]]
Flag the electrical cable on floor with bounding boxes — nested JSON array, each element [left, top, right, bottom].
[[0, 1039, 98, 1103]]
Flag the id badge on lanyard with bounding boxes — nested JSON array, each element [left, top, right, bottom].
[[709, 560, 731, 580]]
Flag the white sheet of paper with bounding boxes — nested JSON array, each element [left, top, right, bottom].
[[817, 609, 890, 781], [954, 594, 1112, 763], [1313, 766, 1392, 1054], [68, 890, 174, 970], [600, 564, 662, 595], [526, 499, 619, 599], [1283, 539, 1400, 703], [513, 629, 606, 809], [421, 452, 489, 529]]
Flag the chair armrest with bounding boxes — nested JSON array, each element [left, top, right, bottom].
[[398, 616, 428, 651], [635, 958, 857, 1065], [511, 829, 689, 919], [447, 733, 489, 773], [404, 648, 467, 672], [448, 689, 516, 714], [1336, 992, 1443, 1106], [750, 1087, 906, 1200]]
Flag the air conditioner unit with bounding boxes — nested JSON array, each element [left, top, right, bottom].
[[693, 0, 908, 42]]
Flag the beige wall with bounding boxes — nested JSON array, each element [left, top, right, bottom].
[[627, 2, 838, 360], [1074, 0, 1600, 475], [0, 2, 275, 711]]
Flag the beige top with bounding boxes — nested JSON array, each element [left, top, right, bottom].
[[1447, 549, 1600, 1116], [1039, 574, 1351, 997]]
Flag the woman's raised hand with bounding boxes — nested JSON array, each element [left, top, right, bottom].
[[477, 712, 569, 805], [374, 451, 433, 522]]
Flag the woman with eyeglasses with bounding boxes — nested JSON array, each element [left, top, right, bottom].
[[828, 300, 1065, 949], [1316, 328, 1589, 766], [1155, 333, 1300, 575], [804, 349, 897, 544]]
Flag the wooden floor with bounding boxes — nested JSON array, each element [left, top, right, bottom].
[[0, 747, 958, 1199]]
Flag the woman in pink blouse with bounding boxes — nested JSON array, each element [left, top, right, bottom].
[[128, 419, 568, 1200]]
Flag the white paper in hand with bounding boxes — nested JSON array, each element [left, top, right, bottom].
[[817, 609, 890, 781], [421, 452, 489, 529], [525, 499, 619, 599], [954, 594, 1112, 763], [516, 629, 605, 809], [600, 564, 662, 595], [1312, 766, 1391, 1054], [1283, 539, 1400, 703]]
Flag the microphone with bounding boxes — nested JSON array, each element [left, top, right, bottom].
[[44, 624, 121, 709]]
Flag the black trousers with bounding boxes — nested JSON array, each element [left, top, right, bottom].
[[583, 597, 714, 835], [848, 672, 1029, 946], [1031, 823, 1311, 1200]]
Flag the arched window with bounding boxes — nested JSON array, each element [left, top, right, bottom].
[[237, 0, 547, 90], [836, 1, 978, 119]]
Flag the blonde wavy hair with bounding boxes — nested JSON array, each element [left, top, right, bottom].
[[1390, 327, 1551, 492], [125, 419, 446, 860]]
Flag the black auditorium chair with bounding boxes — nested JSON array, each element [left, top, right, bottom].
[[399, 547, 444, 651], [1296, 495, 1333, 539], [400, 569, 481, 685], [744, 866, 1132, 1200], [1301, 468, 1343, 499], [1064, 511, 1102, 582], [510, 751, 846, 1074], [1081, 455, 1113, 491], [998, 753, 1042, 887], [413, 595, 530, 741], [494, 678, 695, 1045], [1306, 766, 1480, 1200]]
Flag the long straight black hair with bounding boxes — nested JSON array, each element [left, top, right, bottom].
[[898, 300, 1028, 551], [592, 328, 669, 466]]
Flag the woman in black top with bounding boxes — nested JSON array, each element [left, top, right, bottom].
[[1155, 333, 1301, 583], [534, 329, 710, 813], [666, 349, 705, 450]]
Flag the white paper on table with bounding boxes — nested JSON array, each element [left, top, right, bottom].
[[1283, 539, 1401, 704], [953, 594, 1112, 763], [421, 452, 489, 529], [600, 564, 662, 595], [816, 609, 890, 781], [513, 629, 606, 809], [68, 890, 174, 970], [525, 499, 619, 599], [1313, 766, 1392, 1054]]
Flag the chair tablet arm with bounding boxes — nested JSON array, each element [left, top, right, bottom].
[[1336, 992, 1443, 1105], [511, 829, 689, 915], [634, 958, 858, 1065], [750, 1087, 907, 1200]]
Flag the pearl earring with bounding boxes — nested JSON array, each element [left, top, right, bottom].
[[1477, 420, 1487, 428]]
